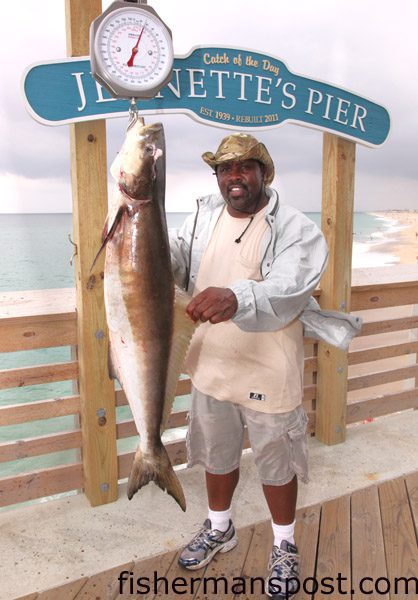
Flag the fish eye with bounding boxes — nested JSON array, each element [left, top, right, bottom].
[[145, 145, 154, 155]]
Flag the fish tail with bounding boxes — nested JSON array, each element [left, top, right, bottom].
[[127, 444, 186, 512]]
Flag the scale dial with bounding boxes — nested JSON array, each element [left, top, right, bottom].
[[90, 2, 173, 99]]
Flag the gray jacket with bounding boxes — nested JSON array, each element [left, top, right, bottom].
[[169, 189, 362, 349]]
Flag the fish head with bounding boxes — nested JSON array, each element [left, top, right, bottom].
[[111, 121, 164, 203]]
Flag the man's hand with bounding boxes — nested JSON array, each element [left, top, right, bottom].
[[186, 287, 238, 324]]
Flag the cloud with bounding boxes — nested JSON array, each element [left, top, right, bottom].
[[0, 174, 71, 213], [0, 115, 70, 180]]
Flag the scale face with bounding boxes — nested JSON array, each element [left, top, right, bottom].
[[90, 1, 173, 99]]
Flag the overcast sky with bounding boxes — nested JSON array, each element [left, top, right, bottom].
[[1, 0, 417, 213]]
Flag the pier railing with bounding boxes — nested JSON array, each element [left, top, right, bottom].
[[0, 266, 417, 509]]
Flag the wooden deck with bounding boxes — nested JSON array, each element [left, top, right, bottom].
[[17, 471, 418, 600]]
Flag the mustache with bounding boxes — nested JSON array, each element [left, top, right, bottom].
[[227, 183, 249, 192]]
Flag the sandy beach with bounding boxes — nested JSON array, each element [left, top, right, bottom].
[[370, 210, 418, 265]]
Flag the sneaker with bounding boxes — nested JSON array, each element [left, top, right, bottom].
[[266, 540, 300, 599], [178, 518, 238, 570]]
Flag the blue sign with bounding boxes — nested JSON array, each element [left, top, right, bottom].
[[22, 46, 390, 147]]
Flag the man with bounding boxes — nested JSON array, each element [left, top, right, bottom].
[[169, 133, 331, 598]]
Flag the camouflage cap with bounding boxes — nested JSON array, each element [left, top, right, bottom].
[[202, 133, 275, 185]]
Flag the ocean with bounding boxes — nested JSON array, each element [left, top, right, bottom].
[[0, 211, 400, 483], [0, 211, 400, 295]]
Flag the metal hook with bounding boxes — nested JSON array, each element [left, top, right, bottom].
[[127, 98, 145, 130], [68, 234, 78, 266]]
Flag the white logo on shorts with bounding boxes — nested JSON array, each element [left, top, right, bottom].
[[248, 392, 266, 402]]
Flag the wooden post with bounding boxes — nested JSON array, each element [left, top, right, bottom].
[[65, 0, 118, 505], [316, 134, 356, 445]]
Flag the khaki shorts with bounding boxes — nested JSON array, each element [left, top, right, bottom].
[[187, 387, 309, 486]]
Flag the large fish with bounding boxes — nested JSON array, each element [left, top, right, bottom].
[[96, 117, 196, 511]]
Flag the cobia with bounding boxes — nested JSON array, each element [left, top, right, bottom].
[[95, 118, 197, 511]]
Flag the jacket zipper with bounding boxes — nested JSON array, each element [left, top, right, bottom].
[[260, 197, 279, 279]]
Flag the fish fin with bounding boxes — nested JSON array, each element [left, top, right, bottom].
[[107, 344, 119, 381], [110, 150, 122, 181], [90, 205, 125, 272], [161, 287, 199, 432], [127, 444, 186, 511]]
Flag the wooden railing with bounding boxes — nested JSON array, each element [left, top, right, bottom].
[[0, 266, 417, 509]]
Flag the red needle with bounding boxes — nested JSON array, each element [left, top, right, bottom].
[[127, 26, 145, 67]]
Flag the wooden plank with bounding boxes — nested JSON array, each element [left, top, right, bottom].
[[65, 0, 118, 507], [116, 419, 138, 440], [304, 336, 319, 346], [303, 342, 317, 413], [303, 384, 316, 403], [316, 134, 355, 446], [114, 550, 178, 599], [349, 341, 418, 365], [0, 396, 80, 426], [304, 356, 318, 373], [150, 549, 198, 600], [351, 283, 418, 311], [294, 503, 321, 600], [115, 389, 128, 407], [0, 319, 77, 353], [176, 378, 192, 396], [36, 578, 88, 600], [359, 315, 418, 337], [351, 265, 418, 288], [351, 485, 389, 599], [0, 265, 415, 319], [166, 410, 189, 430], [0, 288, 75, 321], [405, 471, 418, 538], [0, 430, 82, 462], [239, 520, 272, 599], [0, 361, 79, 390], [347, 389, 418, 424], [14, 594, 39, 600], [316, 345, 348, 444], [316, 495, 351, 599], [320, 134, 356, 314], [0, 463, 83, 507], [413, 309, 418, 403], [0, 272, 415, 323], [193, 524, 254, 600], [72, 562, 134, 599], [379, 478, 418, 600], [348, 364, 418, 391]]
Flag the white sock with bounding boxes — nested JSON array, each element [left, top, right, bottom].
[[208, 507, 232, 532], [272, 519, 296, 547]]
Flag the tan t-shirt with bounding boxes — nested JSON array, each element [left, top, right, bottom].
[[185, 206, 304, 413]]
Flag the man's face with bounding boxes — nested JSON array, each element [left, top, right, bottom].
[[216, 159, 267, 216]]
